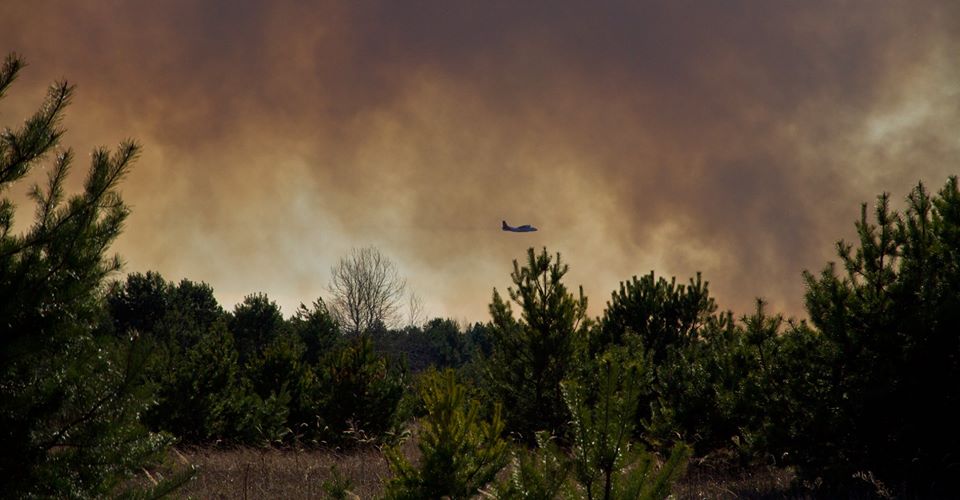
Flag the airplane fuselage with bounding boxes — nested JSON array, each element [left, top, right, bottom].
[[502, 220, 538, 232]]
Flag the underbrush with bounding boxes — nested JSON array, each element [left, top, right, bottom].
[[164, 444, 802, 499]]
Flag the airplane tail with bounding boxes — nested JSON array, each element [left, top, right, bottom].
[[502, 220, 508, 230]]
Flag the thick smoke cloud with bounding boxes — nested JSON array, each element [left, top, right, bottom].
[[2, 1, 958, 319]]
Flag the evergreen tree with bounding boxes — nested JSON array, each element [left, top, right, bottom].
[[228, 292, 286, 363], [648, 301, 781, 455], [500, 348, 690, 500], [0, 54, 173, 496], [165, 278, 226, 342], [246, 329, 320, 442], [290, 298, 340, 365], [485, 248, 589, 441], [420, 317, 470, 368], [371, 318, 470, 373], [495, 432, 575, 499], [314, 335, 406, 445], [105, 272, 284, 444], [793, 178, 960, 493], [465, 321, 494, 359], [105, 273, 225, 355], [146, 322, 288, 444], [105, 271, 172, 339], [563, 348, 690, 500], [595, 270, 729, 446], [599, 271, 717, 363], [386, 369, 508, 500]]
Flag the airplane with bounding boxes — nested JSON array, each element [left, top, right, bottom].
[[502, 220, 538, 232]]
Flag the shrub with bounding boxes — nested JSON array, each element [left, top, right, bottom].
[[564, 348, 690, 500], [315, 335, 406, 445], [386, 369, 508, 499]]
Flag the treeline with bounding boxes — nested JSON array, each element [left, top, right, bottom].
[[98, 274, 494, 447], [4, 53, 960, 498], [97, 258, 692, 498]]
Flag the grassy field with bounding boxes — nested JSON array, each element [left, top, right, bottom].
[[178, 446, 391, 499], [167, 444, 802, 499]]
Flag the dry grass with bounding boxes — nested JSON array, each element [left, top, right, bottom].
[[167, 444, 799, 499], [673, 463, 803, 499], [175, 446, 393, 499]]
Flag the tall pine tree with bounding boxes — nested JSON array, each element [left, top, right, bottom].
[[0, 54, 173, 497], [795, 178, 960, 493], [484, 247, 589, 441]]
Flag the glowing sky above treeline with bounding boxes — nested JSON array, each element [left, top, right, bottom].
[[2, 1, 958, 322]]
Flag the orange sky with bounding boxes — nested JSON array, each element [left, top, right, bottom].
[[2, 1, 958, 322]]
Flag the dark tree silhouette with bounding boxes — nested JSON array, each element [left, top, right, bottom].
[[599, 271, 718, 362], [228, 292, 286, 363], [290, 298, 341, 365], [792, 178, 960, 493], [484, 248, 589, 441], [0, 54, 176, 496]]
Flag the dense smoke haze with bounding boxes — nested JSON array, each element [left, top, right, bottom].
[[2, 1, 958, 320]]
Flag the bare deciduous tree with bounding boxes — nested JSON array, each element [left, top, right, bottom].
[[407, 291, 425, 329], [329, 246, 407, 334]]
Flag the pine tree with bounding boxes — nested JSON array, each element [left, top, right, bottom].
[[598, 271, 718, 363], [145, 321, 289, 444], [499, 348, 690, 500], [794, 178, 960, 493], [105, 271, 287, 444], [385, 369, 508, 500], [0, 53, 175, 496], [563, 347, 690, 500], [228, 292, 287, 364], [495, 431, 575, 499], [648, 300, 784, 455], [105, 271, 172, 339], [315, 335, 406, 445], [290, 298, 340, 365], [595, 270, 732, 447], [485, 248, 589, 441]]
